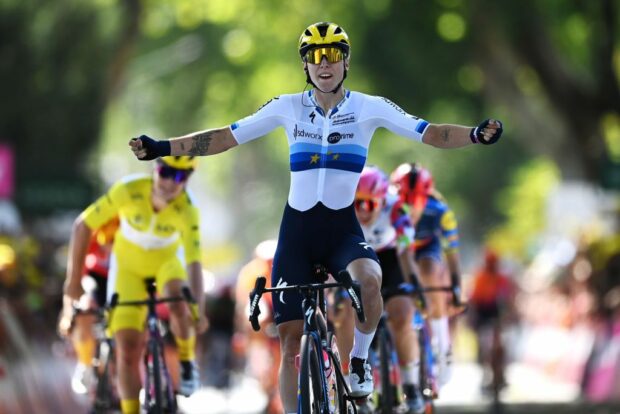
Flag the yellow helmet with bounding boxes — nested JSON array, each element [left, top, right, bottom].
[[159, 155, 197, 170], [298, 22, 350, 59]]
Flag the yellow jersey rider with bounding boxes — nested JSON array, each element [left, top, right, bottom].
[[62, 156, 208, 414]]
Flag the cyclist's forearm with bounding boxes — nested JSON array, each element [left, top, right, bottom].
[[169, 127, 238, 156], [445, 249, 461, 285], [187, 261, 205, 314], [64, 217, 92, 296], [422, 124, 472, 148]]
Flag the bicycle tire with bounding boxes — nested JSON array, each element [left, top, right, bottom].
[[92, 340, 118, 413], [146, 339, 164, 414], [299, 333, 329, 414], [326, 332, 348, 413], [376, 327, 395, 414], [418, 327, 435, 414]]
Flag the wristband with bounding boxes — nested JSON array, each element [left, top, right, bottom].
[[155, 139, 171, 156], [469, 127, 480, 144]]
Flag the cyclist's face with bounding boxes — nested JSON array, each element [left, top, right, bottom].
[[153, 168, 188, 200], [354, 198, 382, 225], [305, 51, 349, 92]]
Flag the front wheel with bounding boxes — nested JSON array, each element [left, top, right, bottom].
[[376, 327, 396, 414], [92, 340, 119, 412], [326, 332, 348, 413], [145, 340, 164, 414], [299, 334, 329, 414], [418, 328, 435, 414]]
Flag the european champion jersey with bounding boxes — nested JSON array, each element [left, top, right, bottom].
[[230, 90, 429, 211]]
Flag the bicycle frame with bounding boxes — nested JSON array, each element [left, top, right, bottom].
[[249, 269, 365, 414]]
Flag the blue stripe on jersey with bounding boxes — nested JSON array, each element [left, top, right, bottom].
[[290, 143, 368, 158], [290, 152, 366, 172], [231, 122, 239, 130], [415, 120, 429, 134]]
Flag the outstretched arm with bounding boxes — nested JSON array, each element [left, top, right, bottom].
[[169, 127, 238, 156], [422, 119, 503, 148], [129, 126, 238, 160]]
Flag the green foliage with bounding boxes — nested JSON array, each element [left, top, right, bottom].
[[486, 158, 561, 259], [0, 0, 130, 213], [5, 0, 617, 258]]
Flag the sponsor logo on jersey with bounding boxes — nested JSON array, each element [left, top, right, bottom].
[[309, 112, 316, 124], [256, 96, 280, 112], [293, 124, 322, 140], [327, 131, 354, 144], [381, 97, 419, 119], [332, 112, 355, 126]]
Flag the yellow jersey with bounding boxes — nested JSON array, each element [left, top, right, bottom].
[[82, 174, 201, 275]]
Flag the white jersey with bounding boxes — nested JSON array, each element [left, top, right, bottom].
[[230, 90, 429, 211], [360, 193, 416, 253]]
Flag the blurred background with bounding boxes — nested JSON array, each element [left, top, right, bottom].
[[0, 0, 619, 413]]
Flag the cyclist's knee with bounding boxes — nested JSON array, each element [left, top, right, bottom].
[[359, 273, 381, 299], [348, 258, 382, 285], [386, 298, 413, 329], [116, 330, 143, 365]]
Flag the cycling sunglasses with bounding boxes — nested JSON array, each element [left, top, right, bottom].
[[304, 47, 346, 64], [157, 165, 191, 183], [354, 199, 380, 213]]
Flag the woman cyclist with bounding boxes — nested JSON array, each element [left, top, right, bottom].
[[128, 22, 503, 413], [334, 165, 427, 413], [62, 156, 208, 414], [390, 162, 464, 387]]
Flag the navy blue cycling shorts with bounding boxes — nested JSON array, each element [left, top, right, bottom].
[[376, 248, 407, 301], [271, 202, 379, 325]]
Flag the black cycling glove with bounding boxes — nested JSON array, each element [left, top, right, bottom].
[[133, 135, 171, 160], [470, 119, 503, 145]]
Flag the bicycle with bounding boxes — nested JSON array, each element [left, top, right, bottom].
[[109, 278, 199, 414], [366, 312, 402, 414], [70, 306, 120, 414], [372, 283, 456, 414], [249, 266, 366, 414]]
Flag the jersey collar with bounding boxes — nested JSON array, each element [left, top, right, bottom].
[[307, 89, 351, 117]]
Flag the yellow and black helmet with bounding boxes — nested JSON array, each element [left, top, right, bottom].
[[159, 155, 197, 170], [298, 22, 350, 59]]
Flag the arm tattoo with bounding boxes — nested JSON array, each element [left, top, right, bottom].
[[189, 131, 214, 155], [440, 128, 451, 144]]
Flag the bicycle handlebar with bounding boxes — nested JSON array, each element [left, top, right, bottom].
[[248, 277, 267, 331], [336, 270, 366, 324], [248, 270, 366, 332], [109, 288, 200, 322]]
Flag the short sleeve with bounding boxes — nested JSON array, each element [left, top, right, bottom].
[[230, 96, 288, 144], [361, 95, 429, 141], [82, 181, 127, 230]]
